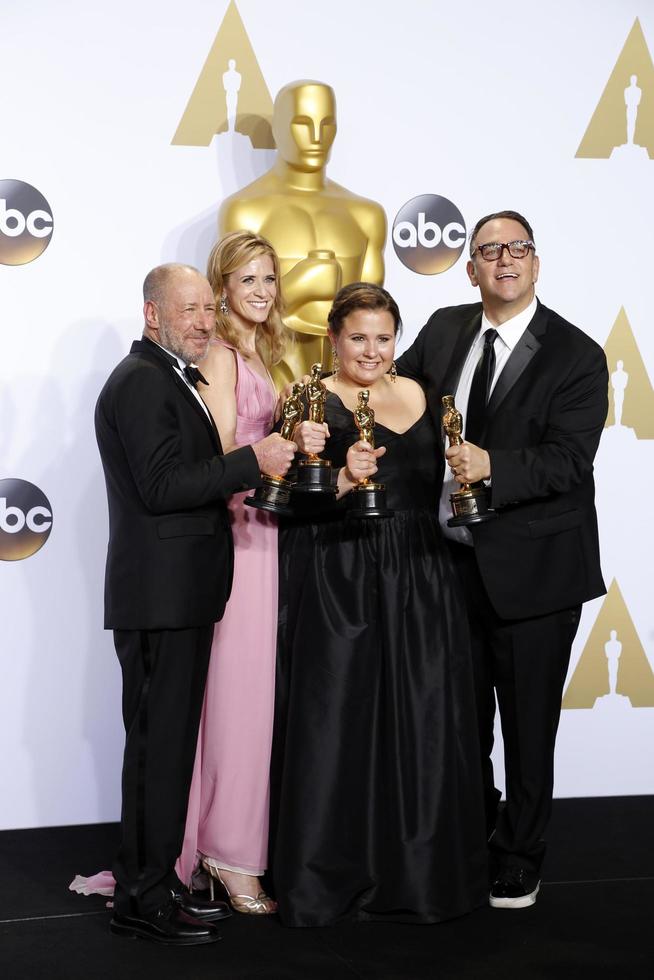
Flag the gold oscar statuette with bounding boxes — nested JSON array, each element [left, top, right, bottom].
[[348, 389, 392, 519], [218, 80, 387, 386], [245, 381, 306, 516], [292, 363, 336, 496], [442, 394, 496, 526]]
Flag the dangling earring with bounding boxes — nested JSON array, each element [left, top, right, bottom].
[[389, 360, 397, 383], [331, 345, 339, 381], [220, 294, 229, 315]]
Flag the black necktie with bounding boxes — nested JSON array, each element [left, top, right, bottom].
[[184, 364, 209, 387], [465, 328, 498, 444]]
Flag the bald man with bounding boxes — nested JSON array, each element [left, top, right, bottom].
[[95, 264, 294, 944]]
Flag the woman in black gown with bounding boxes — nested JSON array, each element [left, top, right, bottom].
[[271, 283, 487, 926]]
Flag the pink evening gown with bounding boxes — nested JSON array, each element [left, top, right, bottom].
[[177, 340, 278, 883], [70, 339, 278, 899]]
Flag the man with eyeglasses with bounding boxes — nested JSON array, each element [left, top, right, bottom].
[[398, 210, 607, 909]]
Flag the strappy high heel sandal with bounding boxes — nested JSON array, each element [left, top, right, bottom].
[[200, 860, 277, 915]]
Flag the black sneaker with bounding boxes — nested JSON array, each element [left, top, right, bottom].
[[489, 867, 540, 909]]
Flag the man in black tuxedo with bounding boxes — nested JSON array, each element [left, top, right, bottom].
[[398, 211, 607, 909], [95, 263, 295, 944]]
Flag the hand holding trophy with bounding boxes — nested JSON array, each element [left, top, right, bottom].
[[245, 382, 306, 516], [348, 390, 392, 519], [292, 363, 336, 496], [442, 394, 496, 526]]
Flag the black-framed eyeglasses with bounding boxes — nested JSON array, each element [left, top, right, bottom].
[[471, 240, 535, 262]]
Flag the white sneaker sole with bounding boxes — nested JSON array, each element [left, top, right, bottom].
[[489, 882, 540, 909]]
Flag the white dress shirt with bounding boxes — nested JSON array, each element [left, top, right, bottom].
[[439, 296, 538, 544]]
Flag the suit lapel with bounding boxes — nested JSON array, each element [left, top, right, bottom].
[[441, 308, 482, 397], [133, 338, 222, 452], [172, 371, 223, 452], [486, 330, 541, 415], [428, 309, 481, 448], [486, 303, 546, 418]]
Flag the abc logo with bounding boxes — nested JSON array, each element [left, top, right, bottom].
[[392, 194, 466, 275], [0, 479, 53, 561], [0, 179, 54, 266]]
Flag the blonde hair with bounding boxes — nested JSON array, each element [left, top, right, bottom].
[[206, 231, 287, 368]]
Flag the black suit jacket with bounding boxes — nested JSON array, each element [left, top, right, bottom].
[[95, 338, 261, 630], [397, 301, 608, 620]]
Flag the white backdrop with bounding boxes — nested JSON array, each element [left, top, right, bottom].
[[1, 0, 652, 829]]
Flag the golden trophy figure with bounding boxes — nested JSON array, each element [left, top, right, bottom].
[[349, 389, 392, 518], [218, 80, 387, 386], [442, 395, 496, 526], [245, 382, 305, 516], [292, 363, 336, 496]]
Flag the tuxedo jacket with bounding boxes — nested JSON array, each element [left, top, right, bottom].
[[397, 301, 608, 620], [95, 338, 261, 630]]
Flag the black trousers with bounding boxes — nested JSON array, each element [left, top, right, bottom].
[[449, 542, 580, 875], [112, 626, 213, 915]]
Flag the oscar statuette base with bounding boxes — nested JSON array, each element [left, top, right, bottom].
[[245, 475, 294, 517], [292, 457, 337, 495], [447, 485, 497, 527], [348, 482, 393, 519]]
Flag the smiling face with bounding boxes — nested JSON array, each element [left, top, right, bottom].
[[330, 308, 397, 388], [144, 268, 216, 364], [222, 254, 277, 334], [467, 217, 539, 323]]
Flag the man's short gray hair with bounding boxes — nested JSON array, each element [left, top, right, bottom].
[[143, 263, 200, 306]]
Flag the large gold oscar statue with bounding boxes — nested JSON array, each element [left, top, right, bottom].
[[218, 80, 387, 386]]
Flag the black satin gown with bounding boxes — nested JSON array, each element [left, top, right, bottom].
[[271, 393, 487, 926]]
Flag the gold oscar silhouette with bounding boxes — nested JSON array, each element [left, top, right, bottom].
[[245, 381, 305, 516], [218, 80, 387, 385], [172, 0, 274, 149], [348, 389, 392, 519], [576, 17, 654, 160], [602, 308, 654, 439], [562, 580, 654, 709]]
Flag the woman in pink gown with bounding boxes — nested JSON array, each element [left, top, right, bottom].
[[175, 231, 288, 913]]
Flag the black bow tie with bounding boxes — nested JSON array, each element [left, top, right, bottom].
[[183, 364, 209, 387]]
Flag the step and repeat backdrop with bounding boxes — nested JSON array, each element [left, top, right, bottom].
[[1, 0, 653, 829]]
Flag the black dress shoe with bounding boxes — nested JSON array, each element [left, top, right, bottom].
[[171, 886, 232, 922], [110, 901, 221, 945], [489, 867, 540, 909]]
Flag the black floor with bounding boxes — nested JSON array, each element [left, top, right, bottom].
[[1, 797, 653, 980]]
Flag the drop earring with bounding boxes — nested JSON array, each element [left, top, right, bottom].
[[220, 294, 229, 315], [331, 345, 339, 382], [389, 360, 397, 383]]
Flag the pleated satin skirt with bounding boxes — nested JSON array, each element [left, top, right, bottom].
[[271, 508, 488, 926]]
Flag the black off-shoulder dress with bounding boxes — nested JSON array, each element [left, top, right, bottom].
[[271, 392, 487, 926]]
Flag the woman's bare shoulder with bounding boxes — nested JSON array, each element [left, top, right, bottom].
[[395, 375, 426, 402], [200, 338, 237, 382]]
